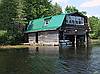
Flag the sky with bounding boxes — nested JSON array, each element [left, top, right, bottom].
[[51, 0, 100, 17]]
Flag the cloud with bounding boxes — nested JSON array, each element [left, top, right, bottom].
[[80, 0, 100, 8], [86, 13, 100, 17], [51, 0, 68, 12]]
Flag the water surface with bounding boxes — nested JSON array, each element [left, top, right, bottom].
[[0, 45, 100, 74]]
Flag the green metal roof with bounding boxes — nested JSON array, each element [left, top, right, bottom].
[[26, 14, 65, 33]]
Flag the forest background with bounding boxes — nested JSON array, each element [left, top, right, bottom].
[[0, 0, 100, 45]]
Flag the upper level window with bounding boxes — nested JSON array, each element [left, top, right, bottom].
[[69, 20, 72, 24], [66, 15, 84, 25], [72, 20, 74, 24]]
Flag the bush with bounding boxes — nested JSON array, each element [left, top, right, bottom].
[[0, 30, 24, 45]]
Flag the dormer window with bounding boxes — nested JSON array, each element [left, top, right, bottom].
[[44, 17, 51, 26], [44, 20, 49, 26]]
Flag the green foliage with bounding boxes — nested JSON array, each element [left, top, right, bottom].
[[0, 30, 7, 36], [0, 0, 25, 44], [0, 0, 17, 30], [65, 6, 87, 15], [51, 3, 62, 15], [65, 6, 78, 13], [89, 16, 100, 39], [0, 30, 24, 45], [23, 0, 52, 21], [0, 30, 7, 45]]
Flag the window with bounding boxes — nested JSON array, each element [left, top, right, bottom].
[[69, 16, 71, 19], [79, 21, 81, 24], [69, 20, 71, 23], [44, 20, 49, 26], [44, 17, 51, 26], [72, 20, 74, 24], [66, 20, 68, 24], [76, 21, 78, 24], [66, 16, 84, 25]]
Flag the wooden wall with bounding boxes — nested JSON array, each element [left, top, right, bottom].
[[28, 33, 36, 44], [38, 31, 59, 45], [28, 30, 59, 45]]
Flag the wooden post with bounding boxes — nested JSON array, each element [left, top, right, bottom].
[[74, 35, 77, 48], [85, 33, 87, 47], [85, 31, 88, 47], [74, 29, 77, 48], [36, 32, 38, 43]]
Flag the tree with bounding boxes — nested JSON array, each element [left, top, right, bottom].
[[65, 6, 78, 13], [0, 0, 25, 44], [0, 0, 17, 30], [65, 6, 86, 15], [89, 16, 100, 38], [16, 0, 26, 25], [23, 0, 52, 21], [51, 3, 62, 15]]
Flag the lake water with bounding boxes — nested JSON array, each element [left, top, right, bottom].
[[0, 45, 100, 74]]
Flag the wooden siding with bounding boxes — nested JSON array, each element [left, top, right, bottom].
[[61, 14, 89, 36], [28, 33, 36, 44], [38, 31, 59, 45], [63, 26, 87, 35]]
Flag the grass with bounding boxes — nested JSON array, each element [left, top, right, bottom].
[[91, 39, 100, 45], [0, 45, 35, 49], [0, 44, 53, 49]]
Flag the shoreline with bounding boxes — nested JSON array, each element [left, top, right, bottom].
[[0, 44, 57, 49], [0, 45, 35, 49], [0, 39, 100, 49], [91, 39, 100, 45]]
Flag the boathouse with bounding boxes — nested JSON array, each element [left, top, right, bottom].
[[25, 12, 90, 46]]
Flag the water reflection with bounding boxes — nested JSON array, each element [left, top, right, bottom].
[[57, 46, 93, 74], [0, 45, 100, 74], [0, 47, 59, 74], [58, 45, 100, 74], [28, 46, 59, 74], [0, 48, 32, 74]]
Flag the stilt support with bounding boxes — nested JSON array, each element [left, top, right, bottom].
[[74, 35, 77, 48], [85, 33, 88, 47]]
